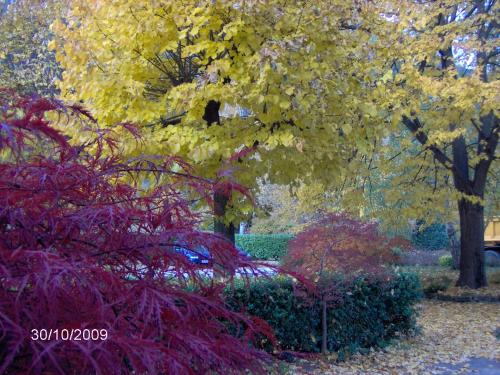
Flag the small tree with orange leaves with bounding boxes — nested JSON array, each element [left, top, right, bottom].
[[283, 213, 400, 354]]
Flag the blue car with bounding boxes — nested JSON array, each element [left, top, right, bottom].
[[174, 245, 211, 265], [174, 244, 251, 265]]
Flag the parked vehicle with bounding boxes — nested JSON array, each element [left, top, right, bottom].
[[485, 218, 500, 251], [174, 244, 251, 265], [485, 218, 500, 266]]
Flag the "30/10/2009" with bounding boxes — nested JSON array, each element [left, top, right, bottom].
[[30, 328, 108, 341]]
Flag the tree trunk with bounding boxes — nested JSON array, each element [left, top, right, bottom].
[[212, 190, 235, 280], [202, 99, 236, 244], [450, 131, 488, 289], [213, 189, 235, 244], [446, 222, 460, 270], [321, 298, 328, 354], [456, 199, 487, 288]]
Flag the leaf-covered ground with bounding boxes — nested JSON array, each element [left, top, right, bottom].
[[286, 300, 500, 374], [441, 284, 500, 296]]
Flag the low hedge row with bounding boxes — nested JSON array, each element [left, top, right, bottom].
[[224, 272, 421, 358], [235, 233, 293, 260]]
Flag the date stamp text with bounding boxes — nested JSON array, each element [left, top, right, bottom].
[[30, 328, 108, 341]]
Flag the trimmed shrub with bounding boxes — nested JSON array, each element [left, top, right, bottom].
[[438, 254, 454, 268], [224, 272, 421, 357], [326, 273, 421, 358], [412, 222, 449, 251], [236, 233, 293, 260], [225, 277, 318, 352]]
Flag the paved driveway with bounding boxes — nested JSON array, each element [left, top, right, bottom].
[[429, 357, 500, 375]]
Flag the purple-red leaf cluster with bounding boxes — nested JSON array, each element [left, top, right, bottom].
[[284, 213, 399, 282], [0, 92, 271, 374]]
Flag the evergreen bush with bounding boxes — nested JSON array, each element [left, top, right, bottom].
[[224, 272, 421, 357], [235, 234, 293, 260], [412, 222, 449, 250]]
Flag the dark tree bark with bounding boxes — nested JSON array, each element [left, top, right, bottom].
[[213, 189, 235, 279], [201, 99, 236, 244], [456, 199, 487, 287], [446, 222, 460, 269], [214, 189, 235, 244], [451, 131, 488, 288]]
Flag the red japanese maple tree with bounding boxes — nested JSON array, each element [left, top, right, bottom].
[[284, 213, 399, 279], [0, 90, 273, 374], [283, 212, 399, 353]]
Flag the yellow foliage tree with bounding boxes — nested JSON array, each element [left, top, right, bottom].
[[366, 1, 499, 288], [51, 0, 497, 289], [51, 0, 379, 241]]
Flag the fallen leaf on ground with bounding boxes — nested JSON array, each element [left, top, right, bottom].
[[286, 300, 500, 374]]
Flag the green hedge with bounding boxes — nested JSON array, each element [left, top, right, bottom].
[[224, 272, 421, 357], [235, 233, 293, 260]]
